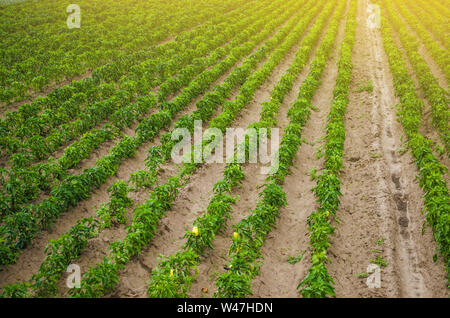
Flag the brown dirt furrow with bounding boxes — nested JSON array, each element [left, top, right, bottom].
[[114, 6, 332, 298], [0, 21, 272, 289], [252, 0, 350, 298], [416, 46, 448, 91], [326, 0, 448, 298], [64, 12, 302, 297], [189, 1, 346, 298], [57, 11, 302, 297]]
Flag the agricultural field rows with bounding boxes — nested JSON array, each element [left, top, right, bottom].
[[0, 0, 448, 299]]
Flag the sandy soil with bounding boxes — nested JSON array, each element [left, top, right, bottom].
[[113, 4, 323, 298], [251, 0, 350, 298], [0, 1, 304, 294], [0, 16, 275, 290], [326, 0, 448, 298]]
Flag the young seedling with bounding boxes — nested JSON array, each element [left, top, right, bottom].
[[309, 168, 318, 181], [310, 104, 320, 112], [397, 144, 408, 154], [375, 238, 386, 246], [370, 152, 382, 159], [356, 80, 374, 93], [358, 113, 368, 119], [315, 145, 325, 159], [435, 144, 445, 156], [356, 272, 369, 278], [287, 251, 305, 264], [370, 256, 388, 268]]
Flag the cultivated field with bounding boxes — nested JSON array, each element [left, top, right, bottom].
[[0, 0, 448, 298]]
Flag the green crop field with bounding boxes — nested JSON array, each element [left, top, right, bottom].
[[0, 0, 448, 299]]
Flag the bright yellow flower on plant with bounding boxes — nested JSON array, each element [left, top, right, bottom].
[[326, 211, 330, 217], [192, 226, 199, 236], [233, 232, 239, 239], [170, 269, 174, 276]]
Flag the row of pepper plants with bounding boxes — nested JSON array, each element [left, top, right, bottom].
[[0, 96, 155, 210], [145, 0, 333, 297], [0, 0, 248, 105], [376, 0, 450, 286], [142, 0, 320, 191], [420, 0, 450, 19], [3, 0, 262, 139], [213, 0, 348, 298], [0, 0, 264, 161], [408, 0, 449, 50], [397, 0, 450, 83], [0, 0, 285, 265], [0, 0, 268, 163], [0, 0, 275, 220], [0, 180, 134, 298], [0, 0, 297, 266], [387, 0, 450, 156], [297, 0, 357, 298], [65, 0, 320, 298]]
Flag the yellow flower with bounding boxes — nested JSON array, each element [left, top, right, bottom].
[[192, 226, 199, 236], [326, 211, 330, 217], [169, 269, 174, 276], [233, 232, 239, 239]]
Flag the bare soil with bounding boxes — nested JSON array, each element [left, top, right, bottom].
[[326, 0, 448, 298]]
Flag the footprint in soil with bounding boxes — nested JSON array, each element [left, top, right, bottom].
[[387, 128, 392, 138], [391, 174, 401, 190], [398, 216, 409, 228], [400, 229, 410, 239], [393, 193, 407, 212]]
